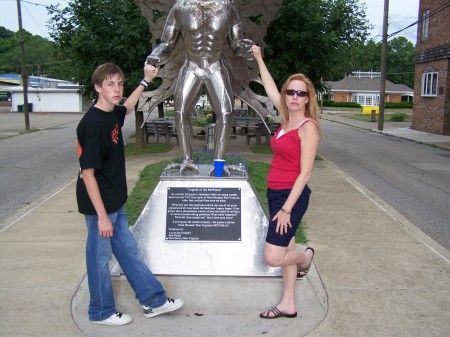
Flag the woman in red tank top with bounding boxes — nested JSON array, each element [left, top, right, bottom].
[[252, 45, 322, 319]]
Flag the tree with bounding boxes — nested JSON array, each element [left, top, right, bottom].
[[351, 36, 415, 88], [350, 39, 381, 73], [0, 27, 62, 77], [386, 37, 415, 88], [48, 0, 155, 147], [48, 0, 152, 97], [263, 0, 370, 89]]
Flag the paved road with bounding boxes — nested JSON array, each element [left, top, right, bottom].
[[318, 119, 450, 250], [0, 120, 79, 228], [2, 111, 449, 253], [0, 111, 148, 229]]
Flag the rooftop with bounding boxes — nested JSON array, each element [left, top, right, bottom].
[[0, 74, 75, 88]]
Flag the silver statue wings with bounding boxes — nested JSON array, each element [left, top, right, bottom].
[[135, 0, 283, 118]]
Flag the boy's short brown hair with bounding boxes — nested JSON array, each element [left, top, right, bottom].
[[91, 63, 125, 87]]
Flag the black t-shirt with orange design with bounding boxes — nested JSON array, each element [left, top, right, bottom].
[[76, 105, 127, 215]]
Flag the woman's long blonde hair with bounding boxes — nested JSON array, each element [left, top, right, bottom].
[[279, 73, 319, 126]]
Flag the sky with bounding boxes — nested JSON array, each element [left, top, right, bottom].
[[0, 0, 420, 42], [363, 0, 420, 43]]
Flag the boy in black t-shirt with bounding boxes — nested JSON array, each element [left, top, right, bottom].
[[76, 63, 183, 326]]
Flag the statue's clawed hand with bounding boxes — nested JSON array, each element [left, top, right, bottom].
[[146, 55, 160, 66]]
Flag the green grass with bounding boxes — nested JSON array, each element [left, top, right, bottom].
[[125, 157, 309, 244], [322, 106, 412, 114], [124, 143, 173, 156], [247, 161, 270, 213], [124, 160, 172, 226], [250, 144, 273, 154], [342, 113, 411, 122]]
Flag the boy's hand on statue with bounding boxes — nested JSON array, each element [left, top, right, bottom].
[[251, 45, 262, 59], [144, 63, 158, 82]]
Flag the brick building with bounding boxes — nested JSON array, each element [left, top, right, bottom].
[[326, 71, 413, 106], [412, 0, 450, 135]]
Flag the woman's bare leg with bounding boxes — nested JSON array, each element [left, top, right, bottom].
[[261, 238, 314, 317]]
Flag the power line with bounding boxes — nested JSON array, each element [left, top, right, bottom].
[[20, 0, 46, 7], [0, 0, 48, 6], [23, 2, 47, 36], [387, 0, 450, 39]]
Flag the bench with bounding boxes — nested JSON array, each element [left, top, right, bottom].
[[233, 109, 248, 118], [232, 117, 262, 134], [144, 121, 156, 142], [144, 118, 178, 144], [245, 122, 280, 145]]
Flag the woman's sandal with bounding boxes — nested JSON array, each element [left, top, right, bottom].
[[297, 247, 315, 279], [259, 306, 297, 319]]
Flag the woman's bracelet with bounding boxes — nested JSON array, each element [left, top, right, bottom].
[[280, 207, 291, 215], [140, 79, 150, 88]]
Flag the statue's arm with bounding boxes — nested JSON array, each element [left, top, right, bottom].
[[227, 6, 254, 60], [146, 8, 180, 65]]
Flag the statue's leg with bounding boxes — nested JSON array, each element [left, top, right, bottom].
[[205, 67, 233, 159], [174, 67, 202, 163]]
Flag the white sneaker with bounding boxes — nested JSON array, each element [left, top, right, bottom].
[[142, 298, 184, 318], [90, 311, 133, 326]]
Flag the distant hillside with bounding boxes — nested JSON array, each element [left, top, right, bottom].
[[0, 26, 70, 80]]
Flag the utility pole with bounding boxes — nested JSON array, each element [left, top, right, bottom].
[[378, 0, 389, 131], [17, 0, 30, 130]]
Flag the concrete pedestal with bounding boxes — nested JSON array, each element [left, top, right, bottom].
[[111, 164, 281, 277]]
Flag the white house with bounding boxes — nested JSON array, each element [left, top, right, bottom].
[[10, 85, 88, 113], [1, 74, 88, 113]]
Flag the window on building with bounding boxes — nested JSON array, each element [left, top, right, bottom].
[[352, 94, 380, 106], [422, 72, 438, 97], [422, 9, 430, 41]]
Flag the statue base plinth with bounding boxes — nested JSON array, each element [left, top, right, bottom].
[[111, 164, 281, 277]]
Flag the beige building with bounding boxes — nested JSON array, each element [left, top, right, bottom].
[[326, 71, 413, 106]]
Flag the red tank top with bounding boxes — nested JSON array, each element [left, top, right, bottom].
[[267, 119, 317, 190]]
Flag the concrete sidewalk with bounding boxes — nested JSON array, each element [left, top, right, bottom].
[[320, 112, 450, 151], [0, 111, 449, 336], [0, 109, 84, 139]]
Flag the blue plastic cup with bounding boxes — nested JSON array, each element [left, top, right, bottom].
[[214, 159, 225, 177]]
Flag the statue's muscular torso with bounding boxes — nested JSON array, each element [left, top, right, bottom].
[[173, 0, 236, 68]]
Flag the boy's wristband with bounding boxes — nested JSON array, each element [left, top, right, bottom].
[[140, 79, 149, 88]]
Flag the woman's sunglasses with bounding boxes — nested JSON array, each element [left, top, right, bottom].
[[285, 89, 308, 97]]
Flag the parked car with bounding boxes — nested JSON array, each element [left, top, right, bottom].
[[195, 95, 210, 110]]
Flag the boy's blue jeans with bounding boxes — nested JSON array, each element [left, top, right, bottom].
[[84, 207, 166, 321]]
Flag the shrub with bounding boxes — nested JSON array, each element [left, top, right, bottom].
[[317, 100, 361, 108], [384, 102, 413, 109], [389, 112, 407, 121], [317, 100, 334, 107], [331, 102, 361, 108]]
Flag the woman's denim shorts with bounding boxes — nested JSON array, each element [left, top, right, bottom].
[[265, 185, 311, 247]]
